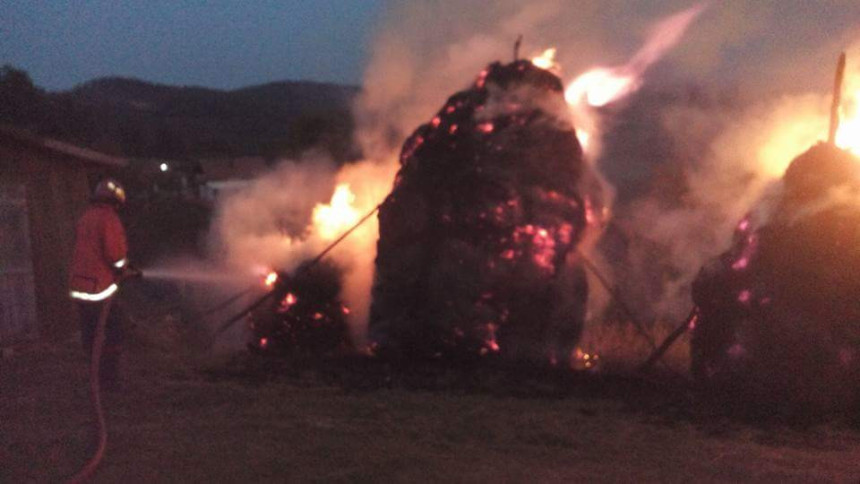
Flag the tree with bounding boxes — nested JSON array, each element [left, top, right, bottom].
[[0, 65, 45, 127]]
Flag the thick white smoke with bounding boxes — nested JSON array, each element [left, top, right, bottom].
[[212, 153, 338, 273], [212, 151, 395, 347], [620, 39, 860, 321]]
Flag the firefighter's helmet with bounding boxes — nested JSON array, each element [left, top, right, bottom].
[[93, 178, 127, 205]]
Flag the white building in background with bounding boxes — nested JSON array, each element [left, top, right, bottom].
[[125, 158, 205, 201], [198, 156, 269, 201]]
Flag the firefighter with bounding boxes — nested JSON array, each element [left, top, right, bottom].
[[69, 178, 137, 390]]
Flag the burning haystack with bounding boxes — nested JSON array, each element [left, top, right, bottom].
[[369, 59, 591, 364], [250, 261, 352, 357], [692, 143, 860, 410]]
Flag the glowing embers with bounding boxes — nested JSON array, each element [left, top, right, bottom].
[[477, 122, 494, 134], [731, 234, 758, 271], [571, 347, 600, 370], [480, 323, 500, 355], [277, 292, 298, 313], [548, 347, 600, 371], [728, 214, 759, 271], [501, 224, 560, 273], [686, 311, 699, 330], [475, 69, 489, 89], [250, 261, 351, 356], [400, 134, 425, 163]]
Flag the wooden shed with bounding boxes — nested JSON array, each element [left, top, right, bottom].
[[0, 126, 126, 344]]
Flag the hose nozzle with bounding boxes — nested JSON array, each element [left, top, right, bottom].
[[122, 266, 143, 281]]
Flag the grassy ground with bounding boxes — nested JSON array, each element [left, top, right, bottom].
[[4, 306, 860, 482]]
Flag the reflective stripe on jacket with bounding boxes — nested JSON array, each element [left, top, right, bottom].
[[69, 203, 127, 301]]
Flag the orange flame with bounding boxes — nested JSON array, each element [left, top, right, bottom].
[[565, 67, 639, 108], [312, 183, 361, 240], [264, 271, 278, 287], [565, 3, 705, 109], [836, 77, 860, 152], [531, 48, 559, 72], [836, 115, 860, 152], [560, 4, 705, 157]]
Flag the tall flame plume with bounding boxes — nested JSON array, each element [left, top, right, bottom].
[[836, 72, 860, 153], [312, 183, 361, 240]]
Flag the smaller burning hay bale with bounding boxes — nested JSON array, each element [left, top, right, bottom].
[[249, 261, 352, 357], [692, 143, 860, 411], [370, 59, 590, 365]]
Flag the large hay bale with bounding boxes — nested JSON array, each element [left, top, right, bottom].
[[692, 143, 860, 411], [369, 60, 590, 364]]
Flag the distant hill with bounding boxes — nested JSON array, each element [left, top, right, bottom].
[[0, 66, 359, 160]]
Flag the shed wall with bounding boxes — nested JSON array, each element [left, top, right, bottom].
[[0, 140, 108, 341]]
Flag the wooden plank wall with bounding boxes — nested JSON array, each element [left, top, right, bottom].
[[0, 181, 37, 343], [0, 139, 108, 340]]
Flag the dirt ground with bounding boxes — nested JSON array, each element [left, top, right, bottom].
[[3, 307, 860, 482]]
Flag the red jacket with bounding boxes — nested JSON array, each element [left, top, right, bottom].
[[69, 203, 128, 301]]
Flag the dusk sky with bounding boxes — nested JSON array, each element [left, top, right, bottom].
[[4, 1, 860, 95], [1, 0, 383, 91]]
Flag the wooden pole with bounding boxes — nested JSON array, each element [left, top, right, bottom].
[[513, 35, 523, 61], [637, 306, 698, 373], [828, 52, 846, 145]]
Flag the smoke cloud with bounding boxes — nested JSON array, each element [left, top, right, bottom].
[[211, 151, 396, 347], [616, 38, 860, 321]]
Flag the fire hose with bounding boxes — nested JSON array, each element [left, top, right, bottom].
[[68, 268, 141, 483], [67, 299, 113, 483]]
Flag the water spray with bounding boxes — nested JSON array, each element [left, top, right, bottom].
[[140, 267, 241, 284]]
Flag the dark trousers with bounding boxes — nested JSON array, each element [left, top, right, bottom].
[[78, 300, 124, 387]]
